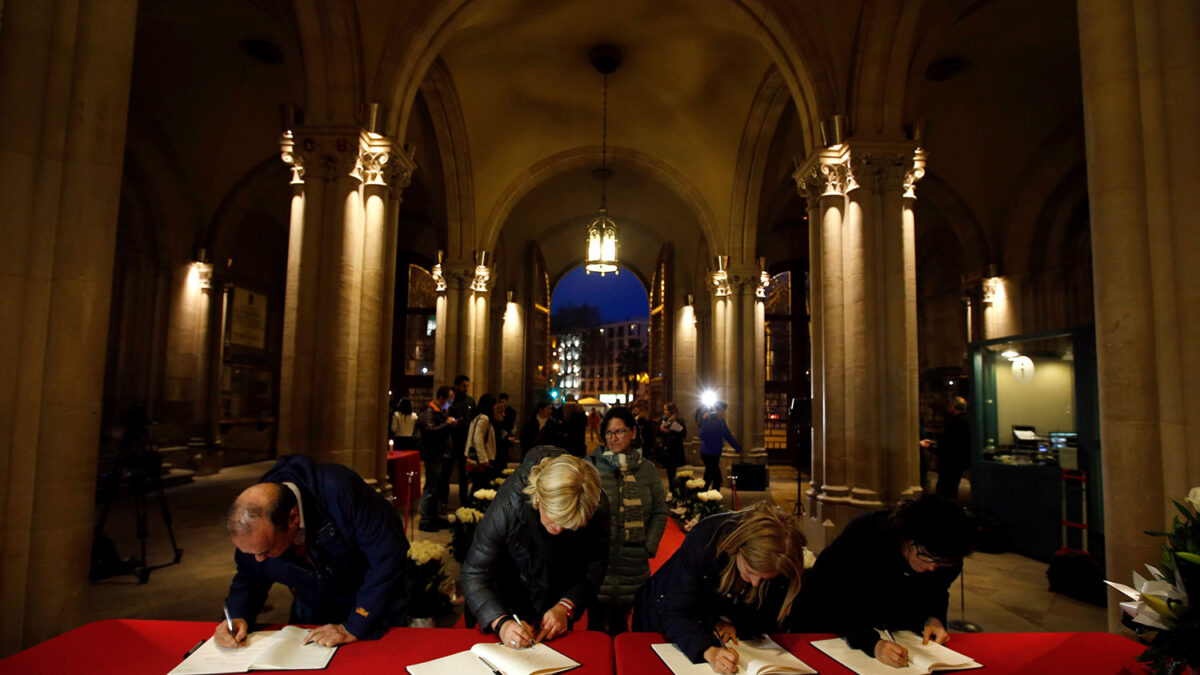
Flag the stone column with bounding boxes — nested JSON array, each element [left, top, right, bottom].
[[803, 187, 825, 517], [161, 261, 214, 443], [1078, 0, 1200, 630], [795, 142, 924, 546], [0, 0, 138, 653], [277, 129, 415, 481]]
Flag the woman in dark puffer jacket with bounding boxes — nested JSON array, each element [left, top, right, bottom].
[[461, 448, 610, 647], [585, 406, 669, 635]]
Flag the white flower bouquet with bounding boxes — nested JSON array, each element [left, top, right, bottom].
[[405, 540, 453, 620]]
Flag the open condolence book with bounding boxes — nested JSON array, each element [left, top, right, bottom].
[[652, 636, 817, 675], [405, 641, 580, 675], [168, 626, 338, 674], [811, 631, 982, 675]]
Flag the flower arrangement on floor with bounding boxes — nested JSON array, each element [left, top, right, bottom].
[[448, 506, 485, 564], [1114, 487, 1200, 674], [668, 469, 695, 503], [471, 487, 497, 510], [405, 540, 454, 623]]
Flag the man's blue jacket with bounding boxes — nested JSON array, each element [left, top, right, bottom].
[[224, 455, 409, 639]]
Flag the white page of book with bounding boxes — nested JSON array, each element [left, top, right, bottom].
[[811, 634, 981, 675], [405, 649, 495, 675], [890, 632, 980, 673], [652, 637, 816, 675], [471, 641, 580, 675], [168, 630, 278, 675], [252, 625, 337, 670]]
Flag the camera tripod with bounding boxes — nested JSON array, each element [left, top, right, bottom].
[[91, 410, 183, 584]]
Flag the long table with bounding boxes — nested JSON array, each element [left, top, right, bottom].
[[614, 631, 1148, 674], [0, 620, 614, 674]]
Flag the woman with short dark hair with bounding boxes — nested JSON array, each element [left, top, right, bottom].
[[585, 406, 668, 635], [794, 494, 974, 668]]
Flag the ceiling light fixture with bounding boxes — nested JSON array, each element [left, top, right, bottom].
[[585, 44, 621, 276]]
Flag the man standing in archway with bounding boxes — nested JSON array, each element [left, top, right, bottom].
[[921, 397, 970, 500]]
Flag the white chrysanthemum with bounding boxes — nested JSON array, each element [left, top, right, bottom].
[[676, 470, 694, 478], [697, 490, 723, 502], [491, 477, 506, 486], [408, 540, 448, 565], [447, 514, 456, 524], [1189, 487, 1200, 512], [502, 468, 515, 476], [454, 507, 485, 524], [686, 478, 705, 489], [803, 547, 817, 569], [473, 488, 497, 501]]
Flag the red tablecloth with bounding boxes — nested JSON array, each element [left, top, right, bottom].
[[0, 620, 615, 674], [614, 631, 1149, 674], [388, 449, 421, 511]]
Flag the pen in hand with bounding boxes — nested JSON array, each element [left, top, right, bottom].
[[223, 605, 242, 646], [512, 614, 534, 647], [883, 630, 912, 666]]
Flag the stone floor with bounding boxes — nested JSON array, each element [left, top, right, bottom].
[[87, 460, 1107, 635]]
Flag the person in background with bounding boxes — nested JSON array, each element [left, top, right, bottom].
[[520, 400, 560, 455], [561, 396, 588, 457], [416, 386, 458, 531], [631, 399, 658, 464], [794, 494, 973, 668], [587, 407, 602, 446], [465, 394, 502, 500], [390, 398, 418, 451], [496, 393, 519, 463], [461, 451, 610, 647], [447, 375, 476, 510], [215, 455, 408, 648], [585, 406, 669, 635], [920, 396, 970, 500], [634, 501, 807, 673], [657, 402, 688, 486], [698, 401, 742, 491]]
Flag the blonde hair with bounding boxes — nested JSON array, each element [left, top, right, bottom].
[[714, 501, 807, 624], [523, 455, 601, 531]]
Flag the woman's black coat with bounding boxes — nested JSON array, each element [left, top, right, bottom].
[[460, 446, 610, 632]]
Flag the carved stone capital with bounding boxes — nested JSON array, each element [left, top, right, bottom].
[[280, 132, 305, 184], [285, 128, 362, 183], [845, 140, 923, 197], [794, 146, 856, 197], [354, 133, 393, 186]]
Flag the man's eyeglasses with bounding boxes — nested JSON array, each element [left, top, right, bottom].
[[913, 544, 956, 567], [605, 427, 631, 439]]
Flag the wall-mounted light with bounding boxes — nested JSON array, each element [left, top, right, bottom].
[[711, 255, 731, 297], [471, 251, 490, 293], [506, 289, 514, 304], [432, 250, 447, 293], [756, 256, 769, 299], [191, 248, 213, 290]]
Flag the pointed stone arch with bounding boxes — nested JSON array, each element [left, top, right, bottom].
[[478, 146, 721, 259]]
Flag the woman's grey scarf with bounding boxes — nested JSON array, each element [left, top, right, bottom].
[[603, 448, 645, 544]]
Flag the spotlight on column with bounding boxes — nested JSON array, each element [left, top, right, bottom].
[[820, 114, 846, 149], [364, 102, 388, 138]]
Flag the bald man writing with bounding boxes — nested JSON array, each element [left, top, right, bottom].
[[215, 455, 409, 648]]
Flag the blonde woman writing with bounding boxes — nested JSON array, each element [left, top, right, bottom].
[[461, 449, 610, 647], [634, 501, 806, 674]]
